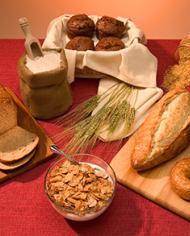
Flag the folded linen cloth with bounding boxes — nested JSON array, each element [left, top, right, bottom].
[[43, 14, 162, 141], [93, 78, 163, 141]]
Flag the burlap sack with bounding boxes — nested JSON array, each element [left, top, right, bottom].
[[18, 49, 72, 119]]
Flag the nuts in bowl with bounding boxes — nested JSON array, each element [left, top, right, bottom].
[[44, 154, 116, 221]]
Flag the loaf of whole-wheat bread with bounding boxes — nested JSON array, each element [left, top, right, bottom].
[[0, 85, 17, 135], [0, 85, 39, 170], [0, 126, 39, 163], [0, 150, 36, 170]]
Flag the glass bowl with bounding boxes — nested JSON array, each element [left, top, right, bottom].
[[44, 153, 116, 221]]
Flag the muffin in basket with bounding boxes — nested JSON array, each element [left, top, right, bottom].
[[65, 36, 95, 51], [96, 16, 125, 39], [95, 36, 125, 51], [66, 14, 95, 39]]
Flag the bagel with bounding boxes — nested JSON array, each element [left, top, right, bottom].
[[170, 158, 190, 201]]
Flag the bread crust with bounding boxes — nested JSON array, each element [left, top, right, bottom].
[[0, 149, 36, 171], [95, 36, 125, 51], [0, 85, 17, 135], [66, 14, 95, 39], [0, 126, 39, 163], [170, 158, 190, 200], [131, 89, 190, 171], [65, 36, 95, 51], [96, 16, 125, 39]]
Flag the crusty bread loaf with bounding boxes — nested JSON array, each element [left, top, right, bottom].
[[0, 149, 35, 171], [0, 126, 39, 163], [131, 89, 190, 171], [0, 85, 17, 135]]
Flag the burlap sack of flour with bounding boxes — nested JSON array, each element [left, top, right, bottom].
[[18, 49, 72, 119]]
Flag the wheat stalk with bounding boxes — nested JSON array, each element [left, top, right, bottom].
[[53, 82, 138, 154]]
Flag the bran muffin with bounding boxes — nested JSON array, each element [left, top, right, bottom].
[[66, 14, 95, 39], [65, 36, 95, 51], [96, 16, 125, 39], [95, 37, 125, 51]]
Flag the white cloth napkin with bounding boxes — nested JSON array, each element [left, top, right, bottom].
[[42, 14, 163, 141], [93, 77, 163, 141]]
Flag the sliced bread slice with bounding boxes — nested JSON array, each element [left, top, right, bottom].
[[0, 85, 17, 135], [0, 149, 36, 170], [0, 126, 39, 163]]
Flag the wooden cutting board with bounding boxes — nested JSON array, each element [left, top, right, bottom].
[[110, 133, 190, 221], [0, 87, 53, 183]]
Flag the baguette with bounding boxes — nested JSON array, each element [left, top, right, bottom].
[[131, 89, 190, 171]]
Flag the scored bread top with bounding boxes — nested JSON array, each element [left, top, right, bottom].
[[131, 89, 190, 171], [0, 126, 39, 163], [0, 85, 17, 135]]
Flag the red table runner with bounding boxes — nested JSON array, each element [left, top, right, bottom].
[[0, 39, 189, 236]]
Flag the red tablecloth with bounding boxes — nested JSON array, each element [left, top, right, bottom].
[[0, 39, 190, 236]]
